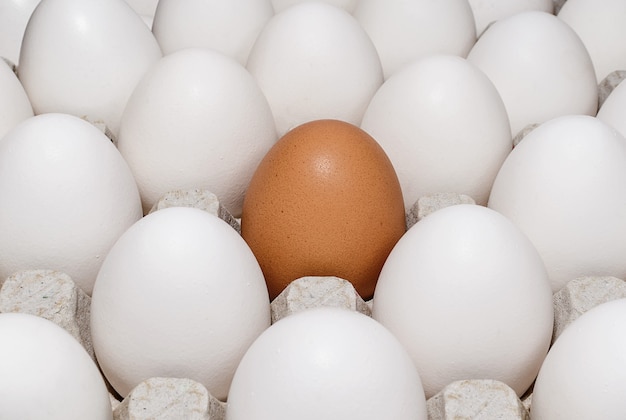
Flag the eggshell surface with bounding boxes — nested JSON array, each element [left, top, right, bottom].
[[360, 54, 512, 209], [467, 11, 597, 136], [354, 0, 476, 79], [271, 0, 359, 13], [246, 2, 383, 136], [558, 0, 626, 83], [0, 313, 112, 419], [597, 79, 626, 137], [17, 0, 162, 137], [488, 115, 626, 292], [241, 119, 406, 301], [226, 307, 428, 420], [124, 0, 158, 17], [0, 113, 142, 295], [372, 204, 553, 398], [152, 0, 273, 65], [117, 48, 277, 216], [531, 299, 626, 419], [0, 58, 33, 140], [0, 0, 41, 65], [90, 207, 271, 400], [467, 0, 553, 36]]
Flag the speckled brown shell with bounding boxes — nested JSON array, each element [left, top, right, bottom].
[[241, 119, 406, 301]]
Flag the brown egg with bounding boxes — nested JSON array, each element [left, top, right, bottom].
[[241, 119, 406, 301]]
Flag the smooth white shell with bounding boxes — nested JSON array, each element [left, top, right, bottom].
[[0, 313, 112, 419], [152, 0, 274, 64], [373, 204, 553, 398], [0, 58, 33, 140], [468, 0, 554, 36], [0, 113, 142, 295], [361, 54, 512, 209], [117, 48, 277, 216], [91, 207, 271, 400], [488, 115, 626, 292], [271, 0, 359, 13], [467, 11, 597, 137], [597, 80, 626, 137], [246, 2, 383, 136], [354, 0, 476, 79], [17, 0, 162, 137], [558, 0, 626, 83], [0, 0, 41, 65], [123, 0, 158, 17], [226, 307, 428, 420], [531, 299, 626, 420]]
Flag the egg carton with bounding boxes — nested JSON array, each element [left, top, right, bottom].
[[4, 267, 626, 419], [1, 188, 625, 419]]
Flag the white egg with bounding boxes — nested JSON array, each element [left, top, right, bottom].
[[0, 58, 33, 140], [467, 0, 554, 36], [467, 11, 597, 137], [372, 204, 553, 398], [0, 0, 41, 66], [123, 0, 158, 27], [139, 15, 153, 28], [271, 0, 359, 13], [117, 47, 277, 216], [488, 115, 626, 292], [531, 299, 626, 419], [0, 313, 112, 419], [361, 54, 512, 209], [17, 0, 162, 138], [246, 1, 383, 136], [123, 0, 158, 17], [90, 207, 271, 400], [0, 113, 142, 295], [152, 0, 274, 65], [226, 307, 428, 420], [353, 0, 476, 79], [558, 0, 626, 83], [597, 80, 626, 137]]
